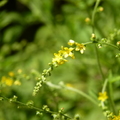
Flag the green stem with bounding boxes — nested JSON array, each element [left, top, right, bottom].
[[91, 0, 105, 81], [94, 44, 105, 81], [46, 82, 98, 105], [92, 0, 101, 33], [108, 82, 117, 115], [102, 78, 108, 93], [1, 95, 72, 118], [102, 42, 119, 50], [83, 41, 93, 45], [100, 79, 108, 108], [65, 86, 98, 105], [1, 96, 43, 111]]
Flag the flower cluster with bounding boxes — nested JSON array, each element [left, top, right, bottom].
[[0, 69, 22, 86], [1, 76, 14, 86], [52, 46, 75, 66], [33, 39, 86, 95], [52, 40, 86, 66], [106, 112, 120, 120], [112, 114, 120, 120], [0, 71, 22, 87], [68, 40, 86, 54]]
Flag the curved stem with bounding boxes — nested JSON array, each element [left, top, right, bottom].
[[46, 82, 98, 105], [65, 86, 98, 105], [102, 42, 119, 50], [83, 41, 93, 45], [108, 82, 116, 115], [92, 0, 101, 33]]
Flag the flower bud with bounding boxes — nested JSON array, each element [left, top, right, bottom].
[[117, 41, 120, 46]]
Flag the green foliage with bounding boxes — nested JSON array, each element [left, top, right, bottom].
[[0, 0, 120, 120]]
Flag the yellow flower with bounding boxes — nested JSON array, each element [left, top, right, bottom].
[[60, 46, 75, 59], [75, 43, 86, 54], [68, 39, 75, 46], [52, 53, 67, 65], [112, 115, 120, 120], [8, 72, 14, 77], [14, 80, 21, 85], [1, 76, 13, 86], [98, 91, 108, 102], [52, 46, 75, 65]]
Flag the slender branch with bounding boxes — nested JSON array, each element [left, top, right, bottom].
[[94, 44, 105, 81], [102, 42, 119, 50], [91, 0, 105, 81], [65, 86, 98, 105], [100, 78, 108, 108], [92, 0, 101, 33], [1, 95, 72, 119], [102, 78, 108, 93], [107, 80, 117, 115], [83, 41, 93, 45], [1, 96, 43, 111], [46, 82, 98, 105]]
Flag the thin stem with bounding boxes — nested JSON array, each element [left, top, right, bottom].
[[2, 96, 43, 111], [46, 82, 98, 105], [83, 41, 93, 45], [82, 41, 119, 51], [100, 79, 108, 108], [108, 82, 117, 115], [91, 0, 105, 81], [92, 0, 101, 33], [1, 95, 72, 118], [102, 42, 119, 50], [94, 44, 105, 81], [65, 86, 98, 105], [102, 78, 108, 93]]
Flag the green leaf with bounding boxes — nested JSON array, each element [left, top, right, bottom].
[[109, 76, 120, 83]]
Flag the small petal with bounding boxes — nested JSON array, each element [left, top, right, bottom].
[[68, 39, 75, 46]]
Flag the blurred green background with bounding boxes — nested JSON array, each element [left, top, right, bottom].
[[0, 0, 120, 120]]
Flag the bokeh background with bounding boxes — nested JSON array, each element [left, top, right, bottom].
[[0, 0, 120, 120]]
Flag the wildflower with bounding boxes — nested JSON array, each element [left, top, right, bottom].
[[1, 76, 13, 86], [112, 115, 120, 120], [68, 39, 75, 46], [52, 53, 67, 65], [75, 43, 86, 54], [52, 46, 75, 65], [60, 46, 75, 58], [14, 80, 21, 85], [98, 91, 108, 102], [8, 72, 14, 77]]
